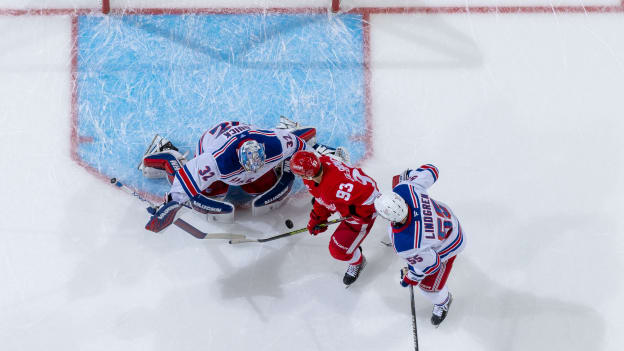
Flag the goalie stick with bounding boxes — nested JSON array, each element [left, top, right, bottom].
[[228, 217, 346, 244], [110, 178, 192, 210], [173, 218, 246, 240]]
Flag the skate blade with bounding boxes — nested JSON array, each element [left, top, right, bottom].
[[344, 261, 367, 289], [137, 134, 161, 170]]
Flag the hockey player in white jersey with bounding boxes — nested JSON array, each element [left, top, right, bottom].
[[141, 117, 347, 233], [374, 164, 466, 327]]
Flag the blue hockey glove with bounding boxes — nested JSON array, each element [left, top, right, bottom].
[[145, 200, 181, 233], [400, 267, 419, 288]]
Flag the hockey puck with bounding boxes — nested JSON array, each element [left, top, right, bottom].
[[285, 219, 294, 229], [110, 177, 117, 183]]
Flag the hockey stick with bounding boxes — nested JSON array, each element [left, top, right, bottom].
[[111, 177, 158, 207], [173, 218, 246, 240], [110, 178, 191, 210], [409, 285, 420, 351], [228, 217, 346, 244]]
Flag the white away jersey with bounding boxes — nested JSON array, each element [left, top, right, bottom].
[[169, 121, 307, 203], [388, 165, 466, 282]]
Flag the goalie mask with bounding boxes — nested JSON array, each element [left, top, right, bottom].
[[374, 192, 409, 223], [238, 140, 266, 172]]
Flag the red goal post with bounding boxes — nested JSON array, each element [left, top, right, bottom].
[[101, 0, 110, 14], [332, 0, 340, 12]]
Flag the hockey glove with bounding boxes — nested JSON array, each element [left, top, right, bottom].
[[392, 169, 415, 188], [307, 210, 329, 236], [400, 267, 419, 287], [145, 200, 182, 233]]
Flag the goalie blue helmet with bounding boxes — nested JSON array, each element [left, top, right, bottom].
[[238, 139, 266, 172]]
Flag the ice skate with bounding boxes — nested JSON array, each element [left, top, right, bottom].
[[276, 115, 301, 130], [343, 250, 366, 287], [139, 135, 188, 179], [137, 134, 181, 170], [431, 293, 453, 327]]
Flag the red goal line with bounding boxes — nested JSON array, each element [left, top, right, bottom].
[[0, 0, 622, 16]]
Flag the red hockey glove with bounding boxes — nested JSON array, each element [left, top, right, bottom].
[[400, 267, 419, 287], [307, 210, 329, 236]]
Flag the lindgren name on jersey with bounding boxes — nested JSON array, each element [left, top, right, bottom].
[[420, 193, 435, 238]]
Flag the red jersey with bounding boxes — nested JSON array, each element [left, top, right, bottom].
[[303, 156, 379, 222]]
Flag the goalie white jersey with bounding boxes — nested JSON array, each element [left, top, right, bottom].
[[388, 165, 466, 283], [169, 121, 308, 203]]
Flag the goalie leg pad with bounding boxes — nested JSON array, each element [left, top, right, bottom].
[[190, 193, 235, 223], [142, 150, 185, 184], [291, 127, 316, 144], [251, 170, 295, 216], [275, 116, 317, 145]]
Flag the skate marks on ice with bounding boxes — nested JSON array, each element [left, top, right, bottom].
[[106, 237, 370, 351], [117, 15, 361, 69], [444, 258, 606, 351], [76, 14, 369, 198], [371, 14, 483, 70]]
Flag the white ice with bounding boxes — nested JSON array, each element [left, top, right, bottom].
[[1, 1, 622, 351]]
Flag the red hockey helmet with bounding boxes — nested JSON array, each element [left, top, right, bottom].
[[289, 150, 321, 178]]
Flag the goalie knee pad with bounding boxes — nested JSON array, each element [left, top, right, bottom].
[[277, 116, 317, 145], [190, 193, 235, 223], [251, 170, 295, 216]]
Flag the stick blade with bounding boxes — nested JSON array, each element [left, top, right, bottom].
[[174, 218, 206, 238], [174, 219, 247, 240]]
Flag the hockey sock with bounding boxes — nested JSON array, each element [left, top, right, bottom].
[[348, 247, 362, 265], [419, 286, 449, 306]]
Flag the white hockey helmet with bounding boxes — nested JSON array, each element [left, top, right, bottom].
[[238, 140, 266, 172], [374, 192, 409, 223]]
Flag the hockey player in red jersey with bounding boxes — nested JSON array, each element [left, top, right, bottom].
[[289, 150, 380, 286]]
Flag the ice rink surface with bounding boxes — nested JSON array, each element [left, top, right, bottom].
[[1, 1, 622, 350]]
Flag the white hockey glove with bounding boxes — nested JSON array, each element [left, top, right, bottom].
[[399, 169, 415, 182]]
